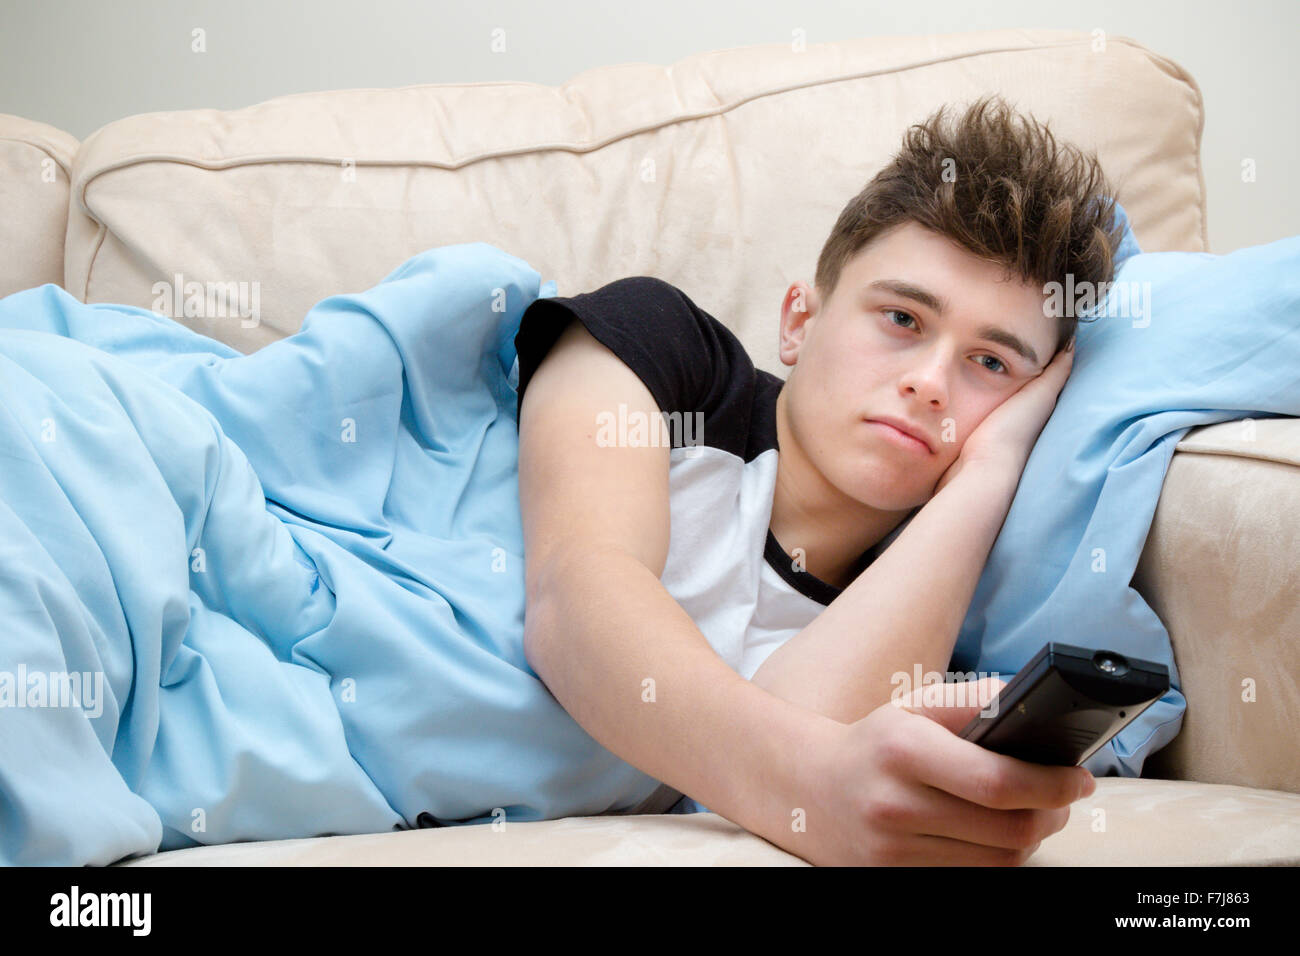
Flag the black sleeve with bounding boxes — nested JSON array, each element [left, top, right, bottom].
[[513, 276, 755, 453]]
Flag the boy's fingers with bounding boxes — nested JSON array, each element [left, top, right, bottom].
[[897, 679, 1094, 811], [905, 713, 1093, 810], [888, 777, 1073, 852]]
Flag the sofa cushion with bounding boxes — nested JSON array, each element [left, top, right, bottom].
[[0, 113, 78, 297], [113, 778, 1300, 866], [64, 28, 1207, 361]]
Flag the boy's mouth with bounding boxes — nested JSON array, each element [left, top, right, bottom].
[[864, 417, 934, 454]]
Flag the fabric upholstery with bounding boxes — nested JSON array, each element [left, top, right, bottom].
[[116, 778, 1300, 866], [62, 28, 1207, 369], [1139, 418, 1300, 792], [0, 113, 78, 296]]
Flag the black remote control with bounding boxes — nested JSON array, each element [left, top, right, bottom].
[[957, 642, 1170, 766]]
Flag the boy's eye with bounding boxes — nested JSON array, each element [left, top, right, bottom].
[[883, 309, 1009, 375]]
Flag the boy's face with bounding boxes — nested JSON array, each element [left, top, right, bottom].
[[778, 221, 1057, 512]]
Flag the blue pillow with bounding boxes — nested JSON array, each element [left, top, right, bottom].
[[955, 213, 1300, 777], [1109, 199, 1143, 269]]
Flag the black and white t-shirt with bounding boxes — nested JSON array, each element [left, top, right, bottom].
[[512, 276, 907, 813]]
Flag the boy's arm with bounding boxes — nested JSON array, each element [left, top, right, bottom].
[[750, 459, 1021, 725], [518, 319, 838, 836]]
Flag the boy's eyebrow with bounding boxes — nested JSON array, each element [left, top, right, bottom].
[[866, 278, 1041, 368]]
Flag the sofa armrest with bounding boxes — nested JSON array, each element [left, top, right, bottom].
[[1135, 417, 1300, 792]]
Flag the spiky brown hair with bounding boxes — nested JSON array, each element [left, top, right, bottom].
[[813, 94, 1128, 353]]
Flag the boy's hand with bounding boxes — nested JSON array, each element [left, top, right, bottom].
[[790, 677, 1095, 866], [933, 340, 1075, 496]]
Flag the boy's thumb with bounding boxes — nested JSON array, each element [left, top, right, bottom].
[[894, 676, 1007, 735]]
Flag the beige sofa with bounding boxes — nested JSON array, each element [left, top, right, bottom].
[[2, 28, 1297, 866]]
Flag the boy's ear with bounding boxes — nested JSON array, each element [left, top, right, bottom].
[[778, 281, 820, 367], [790, 281, 818, 316]]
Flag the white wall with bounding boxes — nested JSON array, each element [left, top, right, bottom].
[[1, 0, 1295, 253]]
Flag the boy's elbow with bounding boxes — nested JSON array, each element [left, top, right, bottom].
[[521, 547, 591, 676], [522, 574, 560, 677]]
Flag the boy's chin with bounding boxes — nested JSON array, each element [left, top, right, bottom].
[[844, 476, 932, 513]]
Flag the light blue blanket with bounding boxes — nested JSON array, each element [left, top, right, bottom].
[[1, 219, 1295, 864], [0, 243, 671, 865]]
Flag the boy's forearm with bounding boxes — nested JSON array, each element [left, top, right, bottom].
[[525, 546, 837, 831], [750, 461, 1022, 724]]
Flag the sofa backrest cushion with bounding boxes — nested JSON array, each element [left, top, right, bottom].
[[64, 28, 1208, 364], [0, 113, 79, 298]]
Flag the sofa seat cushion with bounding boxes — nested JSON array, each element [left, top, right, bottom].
[[115, 778, 1300, 866]]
